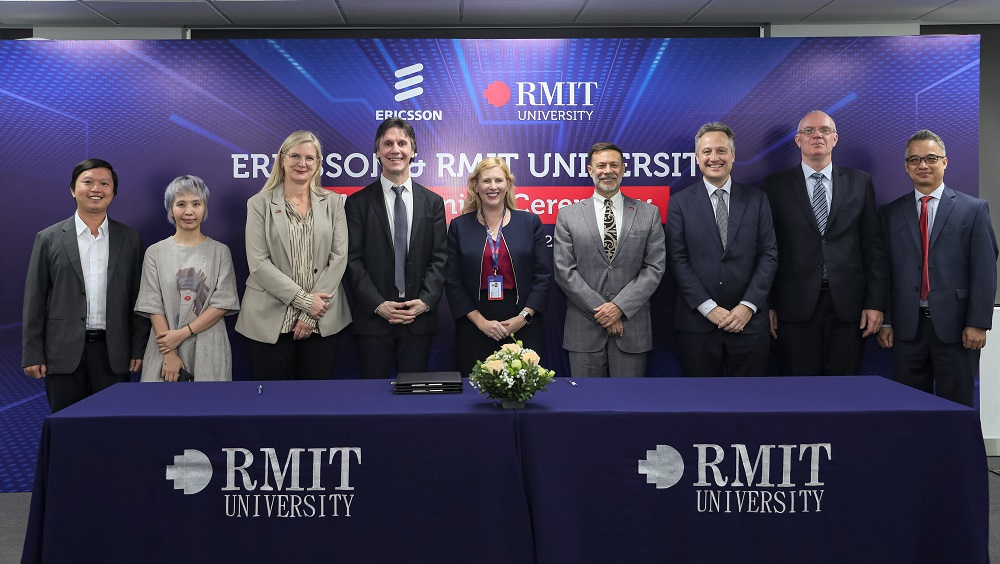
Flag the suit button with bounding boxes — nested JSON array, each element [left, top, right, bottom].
[[821, 238, 826, 244], [608, 265, 613, 270], [314, 269, 318, 273]]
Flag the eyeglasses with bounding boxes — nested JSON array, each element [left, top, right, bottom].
[[284, 152, 318, 166], [797, 127, 837, 136], [905, 154, 945, 166]]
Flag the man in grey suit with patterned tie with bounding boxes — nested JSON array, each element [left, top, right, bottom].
[[554, 142, 666, 377]]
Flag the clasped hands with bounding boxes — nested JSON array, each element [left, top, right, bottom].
[[708, 304, 752, 333], [595, 302, 625, 338], [293, 292, 333, 340], [477, 314, 528, 342], [377, 299, 429, 325]]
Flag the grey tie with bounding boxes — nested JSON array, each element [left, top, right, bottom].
[[714, 188, 728, 251], [391, 185, 407, 296], [810, 173, 828, 278]]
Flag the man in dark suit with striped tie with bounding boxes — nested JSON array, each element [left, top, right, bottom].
[[763, 111, 887, 376]]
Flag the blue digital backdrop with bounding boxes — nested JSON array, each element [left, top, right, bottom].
[[0, 35, 980, 491]]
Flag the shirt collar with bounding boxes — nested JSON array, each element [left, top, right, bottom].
[[380, 175, 412, 194], [801, 162, 833, 181], [702, 176, 732, 196], [592, 191, 624, 208], [914, 183, 945, 202], [75, 212, 109, 237]]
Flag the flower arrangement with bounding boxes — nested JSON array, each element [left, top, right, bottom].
[[468, 340, 556, 407]]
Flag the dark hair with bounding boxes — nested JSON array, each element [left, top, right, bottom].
[[906, 129, 947, 156], [588, 142, 623, 162], [374, 117, 418, 158], [70, 158, 118, 195]]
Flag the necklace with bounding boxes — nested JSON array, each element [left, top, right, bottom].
[[482, 208, 506, 238]]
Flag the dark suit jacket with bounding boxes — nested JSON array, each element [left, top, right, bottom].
[[345, 180, 447, 336], [445, 209, 552, 319], [881, 185, 998, 343], [666, 181, 778, 334], [22, 216, 149, 374], [763, 165, 887, 323]]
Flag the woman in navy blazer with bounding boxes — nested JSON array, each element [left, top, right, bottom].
[[446, 157, 552, 375]]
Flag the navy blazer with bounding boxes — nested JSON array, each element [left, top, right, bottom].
[[666, 181, 778, 334], [763, 165, 887, 323], [881, 185, 998, 343], [445, 209, 552, 319], [345, 180, 448, 336], [22, 216, 149, 373]]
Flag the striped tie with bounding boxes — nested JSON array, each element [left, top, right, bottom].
[[714, 189, 728, 251], [811, 172, 828, 235]]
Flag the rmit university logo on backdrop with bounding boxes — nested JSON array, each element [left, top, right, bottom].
[[374, 62, 444, 122], [483, 79, 598, 121], [638, 442, 831, 514], [166, 447, 361, 519]]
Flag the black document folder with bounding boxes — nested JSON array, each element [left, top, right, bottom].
[[393, 371, 463, 394]]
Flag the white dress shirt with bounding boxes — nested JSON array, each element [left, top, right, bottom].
[[801, 162, 833, 210], [75, 212, 110, 330], [915, 183, 945, 308], [380, 175, 414, 250], [592, 191, 623, 240]]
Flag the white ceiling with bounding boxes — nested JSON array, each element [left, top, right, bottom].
[[0, 0, 997, 31]]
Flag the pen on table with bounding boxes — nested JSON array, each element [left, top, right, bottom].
[[257, 385, 262, 395], [563, 377, 577, 386]]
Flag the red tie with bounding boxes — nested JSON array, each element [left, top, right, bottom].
[[919, 195, 933, 301]]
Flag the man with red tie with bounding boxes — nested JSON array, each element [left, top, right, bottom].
[[877, 129, 998, 406]]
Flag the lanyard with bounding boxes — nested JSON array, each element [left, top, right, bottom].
[[485, 207, 507, 275]]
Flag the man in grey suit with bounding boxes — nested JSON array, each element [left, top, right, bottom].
[[877, 130, 998, 406], [666, 123, 777, 376], [554, 142, 666, 377], [22, 159, 149, 412]]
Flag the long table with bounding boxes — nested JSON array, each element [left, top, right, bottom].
[[22, 377, 988, 563]]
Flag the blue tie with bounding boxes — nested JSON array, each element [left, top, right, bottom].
[[811, 173, 828, 279], [392, 186, 407, 296]]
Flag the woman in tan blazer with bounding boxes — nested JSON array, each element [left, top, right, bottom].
[[235, 131, 351, 380]]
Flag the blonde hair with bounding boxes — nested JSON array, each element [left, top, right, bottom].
[[462, 157, 517, 214], [261, 131, 325, 195]]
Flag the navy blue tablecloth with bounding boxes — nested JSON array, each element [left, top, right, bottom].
[[516, 376, 988, 564], [22, 376, 988, 563]]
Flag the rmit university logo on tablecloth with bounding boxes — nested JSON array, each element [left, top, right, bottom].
[[638, 442, 831, 514], [166, 447, 362, 519]]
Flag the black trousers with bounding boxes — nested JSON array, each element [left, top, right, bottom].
[[775, 288, 864, 376], [46, 337, 129, 413], [892, 313, 977, 407], [245, 332, 339, 380], [454, 291, 544, 377], [354, 327, 433, 379], [677, 329, 770, 377]]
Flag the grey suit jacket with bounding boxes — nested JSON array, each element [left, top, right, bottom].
[[235, 184, 352, 343], [554, 195, 666, 353], [22, 216, 149, 374], [881, 185, 998, 343]]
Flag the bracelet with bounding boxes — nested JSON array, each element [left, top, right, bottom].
[[186, 324, 195, 336]]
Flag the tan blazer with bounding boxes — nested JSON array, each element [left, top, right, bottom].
[[235, 184, 351, 343]]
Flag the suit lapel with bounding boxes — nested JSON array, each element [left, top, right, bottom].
[[726, 184, 748, 254], [60, 217, 85, 286], [311, 190, 330, 267], [368, 183, 393, 248], [901, 195, 922, 253], [107, 220, 123, 280], [618, 197, 640, 257], [409, 184, 427, 261], [789, 170, 820, 235], [270, 185, 292, 261], [580, 197, 606, 263], [828, 166, 846, 228], [692, 186, 725, 253], [929, 185, 956, 248]]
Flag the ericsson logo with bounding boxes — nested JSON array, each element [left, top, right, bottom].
[[638, 444, 684, 489], [394, 63, 424, 101], [166, 449, 213, 495], [374, 63, 443, 122]]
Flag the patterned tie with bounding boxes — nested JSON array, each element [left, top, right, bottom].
[[811, 172, 828, 235], [603, 198, 617, 261], [919, 195, 933, 301], [811, 172, 829, 279], [392, 186, 407, 296], [714, 188, 728, 252]]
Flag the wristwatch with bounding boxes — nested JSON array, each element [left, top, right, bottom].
[[519, 310, 533, 324]]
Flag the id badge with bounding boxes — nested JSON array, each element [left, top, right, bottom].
[[488, 275, 504, 300]]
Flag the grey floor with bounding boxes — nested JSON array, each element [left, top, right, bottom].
[[4, 461, 1000, 563]]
